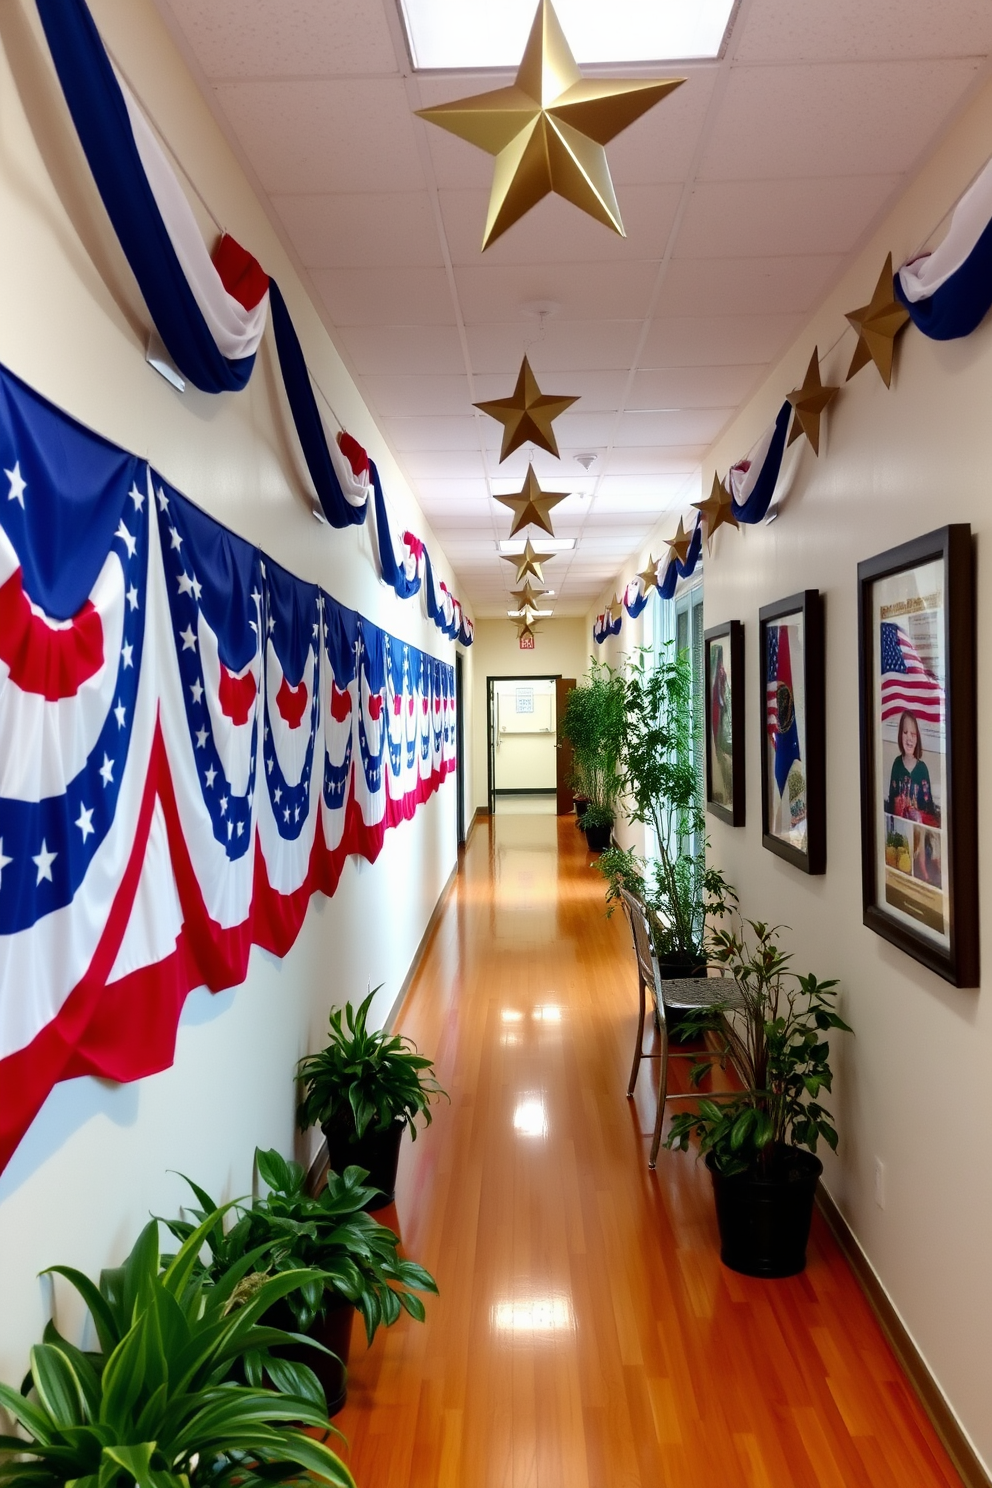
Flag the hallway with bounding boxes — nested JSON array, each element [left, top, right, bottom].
[[334, 812, 961, 1488]]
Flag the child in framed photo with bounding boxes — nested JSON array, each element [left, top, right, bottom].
[[885, 710, 940, 827]]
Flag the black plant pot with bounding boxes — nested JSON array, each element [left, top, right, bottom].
[[323, 1115, 405, 1210], [706, 1146, 822, 1278], [265, 1295, 354, 1416], [573, 797, 590, 820], [584, 820, 613, 853], [656, 953, 706, 1036]]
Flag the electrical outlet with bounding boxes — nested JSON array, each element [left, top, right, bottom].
[[874, 1158, 886, 1209]]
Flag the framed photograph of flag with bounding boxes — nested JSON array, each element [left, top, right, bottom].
[[705, 620, 745, 826], [758, 591, 826, 873], [858, 526, 977, 986]]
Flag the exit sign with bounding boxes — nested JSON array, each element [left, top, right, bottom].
[[519, 631, 535, 650]]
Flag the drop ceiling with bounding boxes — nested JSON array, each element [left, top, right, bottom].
[[153, 0, 992, 618]]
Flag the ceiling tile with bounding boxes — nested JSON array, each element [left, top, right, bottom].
[[641, 314, 803, 366], [603, 446, 707, 472], [383, 415, 482, 450], [471, 368, 628, 412], [313, 267, 455, 324], [674, 175, 902, 260], [592, 66, 719, 185], [629, 365, 766, 408], [166, 0, 399, 76], [414, 477, 491, 502], [465, 321, 643, 372], [397, 449, 486, 478], [737, 0, 992, 63], [335, 324, 466, 376], [273, 193, 443, 268], [616, 408, 734, 447], [698, 60, 982, 181], [361, 374, 474, 417], [437, 184, 683, 266], [654, 253, 844, 318], [214, 80, 426, 193], [454, 261, 659, 323]]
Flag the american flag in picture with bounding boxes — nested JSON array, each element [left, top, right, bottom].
[[879, 621, 944, 725], [766, 626, 780, 736]]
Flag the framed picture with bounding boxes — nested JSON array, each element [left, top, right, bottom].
[[758, 591, 826, 874], [857, 525, 977, 986], [704, 621, 745, 826]]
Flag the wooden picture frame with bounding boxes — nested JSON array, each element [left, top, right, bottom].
[[857, 525, 977, 987], [758, 591, 826, 874], [704, 621, 745, 826]]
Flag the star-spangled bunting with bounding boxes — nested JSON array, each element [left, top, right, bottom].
[[475, 356, 578, 461], [845, 253, 911, 387], [415, 0, 684, 248]]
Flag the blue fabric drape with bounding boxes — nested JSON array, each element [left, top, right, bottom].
[[731, 402, 791, 525], [894, 237, 992, 340]]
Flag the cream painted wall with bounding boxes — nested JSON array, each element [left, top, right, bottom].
[[469, 618, 592, 811], [588, 75, 992, 1475], [0, 0, 467, 1389]]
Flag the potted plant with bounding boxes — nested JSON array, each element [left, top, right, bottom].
[[559, 664, 626, 853], [297, 990, 446, 1208], [168, 1148, 437, 1414], [665, 919, 851, 1277], [0, 1206, 356, 1488]]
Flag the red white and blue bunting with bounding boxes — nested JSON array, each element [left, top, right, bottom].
[[0, 361, 457, 1175], [33, 0, 472, 646]]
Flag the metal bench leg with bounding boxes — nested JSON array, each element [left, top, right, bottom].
[[648, 1021, 669, 1169], [627, 973, 647, 1097]]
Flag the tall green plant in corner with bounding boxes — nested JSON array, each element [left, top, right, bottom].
[[559, 662, 627, 824]]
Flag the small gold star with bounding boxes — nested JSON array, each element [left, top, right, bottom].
[[415, 0, 684, 249], [692, 472, 739, 547], [637, 555, 661, 595], [787, 348, 839, 456], [494, 464, 570, 537], [845, 253, 911, 387], [501, 538, 556, 585], [516, 620, 541, 642], [510, 579, 547, 610], [665, 518, 692, 568], [476, 357, 578, 461]]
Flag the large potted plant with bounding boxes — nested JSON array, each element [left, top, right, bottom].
[[0, 1206, 356, 1488], [559, 663, 626, 853], [169, 1148, 437, 1414], [665, 919, 851, 1277], [297, 990, 447, 1209]]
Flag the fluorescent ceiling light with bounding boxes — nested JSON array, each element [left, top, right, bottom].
[[507, 608, 554, 617], [400, 0, 735, 69], [498, 538, 575, 553]]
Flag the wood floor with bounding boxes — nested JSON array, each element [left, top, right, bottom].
[[332, 811, 962, 1488]]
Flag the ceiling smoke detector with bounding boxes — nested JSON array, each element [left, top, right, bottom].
[[575, 453, 597, 471]]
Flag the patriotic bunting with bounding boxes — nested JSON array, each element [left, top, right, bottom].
[[0, 361, 457, 1175], [896, 155, 992, 342]]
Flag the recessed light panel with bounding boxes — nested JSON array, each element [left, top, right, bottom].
[[399, 0, 736, 70]]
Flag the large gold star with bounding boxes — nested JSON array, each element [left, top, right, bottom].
[[494, 464, 570, 537], [475, 356, 578, 461], [510, 579, 547, 610], [692, 472, 739, 547], [845, 253, 911, 387], [786, 348, 839, 456], [500, 538, 555, 585], [637, 555, 661, 595], [415, 0, 684, 249], [665, 518, 692, 568]]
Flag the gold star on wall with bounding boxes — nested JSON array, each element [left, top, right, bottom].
[[692, 472, 739, 547], [510, 579, 547, 610], [501, 538, 555, 585], [787, 348, 840, 456], [665, 517, 692, 567], [475, 356, 578, 461], [494, 464, 570, 537], [415, 0, 684, 249], [637, 555, 660, 594], [845, 253, 911, 387]]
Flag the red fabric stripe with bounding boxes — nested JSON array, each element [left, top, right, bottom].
[[218, 664, 257, 725], [336, 431, 369, 479], [0, 568, 104, 700], [211, 233, 270, 312], [276, 676, 308, 729], [329, 683, 352, 722]]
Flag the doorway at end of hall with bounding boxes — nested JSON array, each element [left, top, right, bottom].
[[486, 675, 576, 816]]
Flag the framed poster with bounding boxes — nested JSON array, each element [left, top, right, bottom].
[[704, 621, 745, 826], [857, 525, 977, 986], [758, 591, 825, 874]]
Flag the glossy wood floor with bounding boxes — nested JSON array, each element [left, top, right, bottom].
[[332, 811, 962, 1488]]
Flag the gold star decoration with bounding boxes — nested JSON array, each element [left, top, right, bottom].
[[845, 253, 911, 387], [494, 464, 570, 537], [637, 555, 661, 595], [511, 579, 547, 611], [415, 0, 684, 249], [786, 348, 840, 456], [665, 517, 693, 568], [475, 356, 578, 461], [692, 472, 740, 548], [516, 620, 541, 642], [500, 538, 555, 585]]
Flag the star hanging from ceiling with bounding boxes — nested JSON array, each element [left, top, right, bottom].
[[637, 555, 661, 595], [415, 0, 684, 249], [475, 355, 578, 460], [786, 348, 840, 456], [844, 253, 911, 387], [516, 620, 541, 642], [500, 537, 555, 585], [692, 471, 740, 547], [665, 517, 693, 568], [510, 579, 547, 611], [494, 464, 570, 537]]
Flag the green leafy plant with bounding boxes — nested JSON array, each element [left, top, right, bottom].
[[0, 1206, 354, 1488], [665, 919, 851, 1176], [559, 663, 627, 820], [166, 1148, 437, 1347], [297, 990, 446, 1143]]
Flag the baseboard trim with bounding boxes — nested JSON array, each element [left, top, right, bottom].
[[815, 1183, 989, 1488]]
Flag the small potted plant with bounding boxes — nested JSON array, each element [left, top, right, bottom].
[[169, 1148, 437, 1414], [665, 919, 851, 1277], [559, 664, 626, 853], [298, 990, 446, 1208]]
